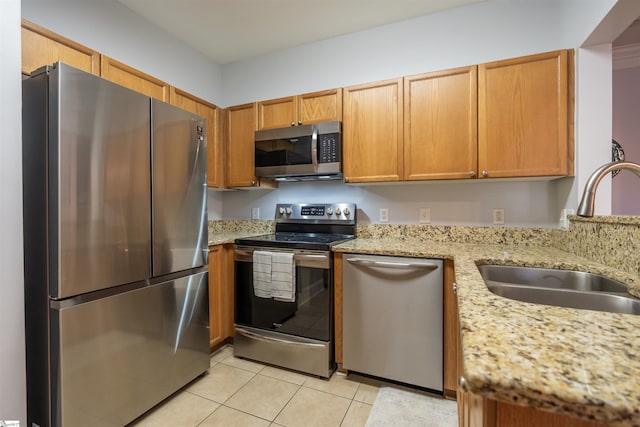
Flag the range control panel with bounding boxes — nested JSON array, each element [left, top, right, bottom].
[[275, 203, 356, 222]]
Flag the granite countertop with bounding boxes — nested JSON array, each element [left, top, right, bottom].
[[208, 231, 264, 246], [333, 238, 640, 426]]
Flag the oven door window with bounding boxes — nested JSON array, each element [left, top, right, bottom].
[[235, 262, 332, 342], [255, 135, 313, 168]]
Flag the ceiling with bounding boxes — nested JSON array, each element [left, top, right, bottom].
[[117, 0, 484, 64], [614, 18, 640, 46]]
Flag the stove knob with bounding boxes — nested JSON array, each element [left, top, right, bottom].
[[343, 207, 351, 216], [335, 208, 342, 216], [278, 207, 285, 215], [286, 207, 292, 215], [327, 207, 333, 215]]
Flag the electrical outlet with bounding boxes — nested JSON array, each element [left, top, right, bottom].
[[251, 207, 260, 220], [559, 208, 575, 229], [379, 208, 389, 222], [493, 208, 505, 225], [419, 207, 431, 224]]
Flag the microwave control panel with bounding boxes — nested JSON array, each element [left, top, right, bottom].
[[318, 133, 340, 163]]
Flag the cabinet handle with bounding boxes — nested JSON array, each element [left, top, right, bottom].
[[345, 176, 349, 183], [290, 121, 295, 126], [469, 171, 476, 177], [459, 376, 467, 390], [481, 170, 488, 177], [453, 282, 458, 294], [251, 180, 256, 186], [298, 120, 302, 125]]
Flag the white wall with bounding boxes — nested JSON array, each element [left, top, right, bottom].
[[613, 63, 640, 214], [221, 0, 616, 106], [0, 0, 26, 423], [222, 179, 564, 228], [217, 0, 621, 226], [21, 0, 223, 105]]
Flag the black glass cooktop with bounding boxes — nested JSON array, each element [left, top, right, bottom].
[[235, 232, 354, 250]]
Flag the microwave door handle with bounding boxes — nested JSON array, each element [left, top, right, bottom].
[[311, 125, 319, 172]]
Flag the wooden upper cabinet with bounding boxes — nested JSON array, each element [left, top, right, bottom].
[[298, 89, 343, 124], [404, 66, 478, 181], [100, 55, 169, 101], [258, 96, 297, 129], [478, 50, 573, 178], [169, 87, 223, 188], [21, 19, 100, 76], [257, 89, 343, 130], [226, 102, 259, 187], [342, 78, 404, 183]]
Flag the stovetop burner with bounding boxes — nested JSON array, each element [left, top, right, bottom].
[[235, 203, 357, 251]]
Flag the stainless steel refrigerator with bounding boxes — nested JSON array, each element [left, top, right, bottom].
[[22, 62, 210, 427]]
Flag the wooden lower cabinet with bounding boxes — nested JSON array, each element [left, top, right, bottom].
[[457, 392, 607, 427], [208, 244, 235, 350]]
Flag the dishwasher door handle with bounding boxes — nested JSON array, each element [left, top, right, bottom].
[[346, 258, 439, 271]]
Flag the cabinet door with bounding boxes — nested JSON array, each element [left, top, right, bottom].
[[404, 66, 478, 180], [226, 103, 259, 187], [222, 243, 236, 339], [298, 89, 343, 124], [100, 55, 169, 101], [478, 50, 572, 178], [208, 246, 225, 349], [258, 96, 296, 130], [21, 19, 100, 76], [169, 87, 223, 188], [343, 78, 404, 183]]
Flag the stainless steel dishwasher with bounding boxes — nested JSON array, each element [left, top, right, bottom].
[[342, 254, 443, 392]]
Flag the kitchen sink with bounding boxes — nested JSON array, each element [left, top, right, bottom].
[[478, 264, 640, 315]]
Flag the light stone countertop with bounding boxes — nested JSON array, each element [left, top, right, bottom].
[[333, 238, 640, 426], [208, 231, 263, 246]]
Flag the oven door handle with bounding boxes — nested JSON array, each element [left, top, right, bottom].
[[235, 249, 330, 267], [235, 327, 326, 348], [346, 258, 439, 271]]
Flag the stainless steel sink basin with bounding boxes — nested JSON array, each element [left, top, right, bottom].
[[478, 264, 640, 315]]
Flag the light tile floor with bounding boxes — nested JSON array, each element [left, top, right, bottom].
[[129, 345, 445, 427]]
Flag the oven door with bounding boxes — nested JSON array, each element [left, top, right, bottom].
[[234, 246, 332, 342]]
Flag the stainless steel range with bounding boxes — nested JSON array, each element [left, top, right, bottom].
[[234, 203, 356, 377]]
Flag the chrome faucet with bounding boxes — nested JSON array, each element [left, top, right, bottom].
[[577, 161, 640, 217]]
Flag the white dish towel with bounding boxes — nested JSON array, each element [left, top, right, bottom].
[[252, 251, 272, 298], [270, 252, 296, 302]]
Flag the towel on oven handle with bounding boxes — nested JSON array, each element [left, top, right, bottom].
[[271, 252, 296, 302], [253, 251, 272, 298]]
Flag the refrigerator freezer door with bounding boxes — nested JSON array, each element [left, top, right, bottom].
[[49, 63, 151, 299], [48, 271, 209, 427], [152, 99, 208, 276]]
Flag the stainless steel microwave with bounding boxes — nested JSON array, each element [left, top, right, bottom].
[[255, 121, 342, 182]]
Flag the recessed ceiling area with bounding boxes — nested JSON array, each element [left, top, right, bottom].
[[614, 18, 640, 46], [117, 0, 484, 64]]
